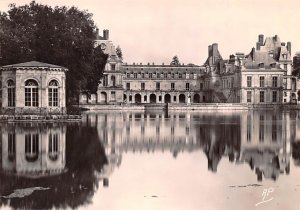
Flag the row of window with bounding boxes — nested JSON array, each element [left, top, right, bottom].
[[246, 91, 278, 103], [126, 82, 191, 91], [7, 79, 59, 107], [246, 76, 278, 88], [246, 115, 278, 142], [8, 133, 60, 161], [125, 72, 198, 79]]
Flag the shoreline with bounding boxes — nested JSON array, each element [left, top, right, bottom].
[[77, 103, 300, 111]]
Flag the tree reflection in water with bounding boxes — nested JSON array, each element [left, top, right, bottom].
[[0, 123, 107, 210]]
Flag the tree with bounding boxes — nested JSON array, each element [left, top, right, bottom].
[[0, 1, 107, 104], [170, 55, 180, 66], [116, 45, 123, 59], [293, 52, 300, 77]]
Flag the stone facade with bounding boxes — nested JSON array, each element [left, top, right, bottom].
[[0, 61, 67, 114], [79, 32, 299, 105]]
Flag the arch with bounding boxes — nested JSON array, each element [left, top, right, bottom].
[[150, 94, 156, 103], [179, 94, 186, 103], [111, 75, 116, 86], [135, 93, 142, 103], [164, 94, 171, 103], [100, 92, 107, 103], [25, 79, 39, 107], [123, 94, 127, 102], [25, 133, 39, 162], [193, 94, 200, 103], [7, 79, 15, 107], [48, 79, 59, 107]]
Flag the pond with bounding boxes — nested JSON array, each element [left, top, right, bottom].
[[0, 110, 300, 210]]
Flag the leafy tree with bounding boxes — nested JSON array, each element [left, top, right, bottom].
[[116, 45, 123, 59], [0, 1, 107, 105], [170, 55, 180, 66], [293, 52, 300, 77]]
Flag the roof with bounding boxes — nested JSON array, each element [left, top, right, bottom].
[[0, 61, 68, 71], [243, 50, 280, 69]]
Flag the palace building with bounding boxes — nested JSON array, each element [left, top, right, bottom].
[[79, 31, 299, 105], [0, 61, 67, 114]]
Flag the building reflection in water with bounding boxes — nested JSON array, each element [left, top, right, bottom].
[[0, 122, 107, 210], [83, 110, 299, 183], [1, 123, 66, 178]]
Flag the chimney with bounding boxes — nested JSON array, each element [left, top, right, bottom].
[[252, 47, 255, 61], [212, 43, 218, 56], [103, 29, 109, 40], [258, 34, 264, 45], [208, 45, 212, 56], [287, 42, 291, 55], [256, 42, 261, 50]]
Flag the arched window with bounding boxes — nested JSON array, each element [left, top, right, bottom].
[[48, 133, 59, 161], [25, 79, 39, 107], [25, 133, 39, 162], [7, 80, 15, 107], [48, 80, 59, 107]]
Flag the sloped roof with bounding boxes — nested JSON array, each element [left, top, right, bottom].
[[243, 50, 279, 69], [1, 61, 68, 70]]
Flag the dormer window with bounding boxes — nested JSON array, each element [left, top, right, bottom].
[[270, 63, 276, 68], [258, 63, 264, 68], [282, 54, 287, 59]]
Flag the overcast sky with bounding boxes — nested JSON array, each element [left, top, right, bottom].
[[1, 0, 300, 65]]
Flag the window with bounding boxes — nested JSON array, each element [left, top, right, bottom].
[[259, 76, 265, 87], [144, 95, 147, 102], [25, 79, 39, 107], [272, 77, 278, 87], [247, 115, 251, 142], [159, 96, 162, 101], [247, 76, 252, 87], [272, 91, 277, 103], [179, 73, 182, 79], [272, 116, 277, 141], [282, 54, 287, 59], [149, 73, 153, 78], [48, 80, 59, 107], [164, 73, 168, 78], [25, 133, 39, 161], [190, 73, 194, 79], [49, 133, 59, 161], [141, 83, 145, 90], [259, 91, 265, 103], [8, 133, 15, 160], [258, 63, 264, 68], [156, 82, 160, 90], [157, 73, 160, 78], [270, 63, 276, 68], [126, 83, 130, 90], [111, 64, 116, 70], [200, 83, 203, 90], [247, 91, 252, 103], [111, 91, 116, 101], [171, 73, 175, 78], [186, 83, 190, 91], [7, 80, 15, 107], [126, 73, 130, 78], [134, 73, 137, 78], [284, 64, 288, 70], [171, 83, 175, 91], [259, 115, 264, 142], [173, 95, 177, 102], [141, 73, 145, 78]]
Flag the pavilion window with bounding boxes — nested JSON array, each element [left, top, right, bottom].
[[48, 80, 59, 107], [7, 80, 15, 107], [25, 79, 39, 107]]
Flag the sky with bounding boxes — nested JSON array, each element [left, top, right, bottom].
[[0, 0, 300, 65]]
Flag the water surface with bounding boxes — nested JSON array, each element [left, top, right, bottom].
[[1, 110, 300, 210]]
